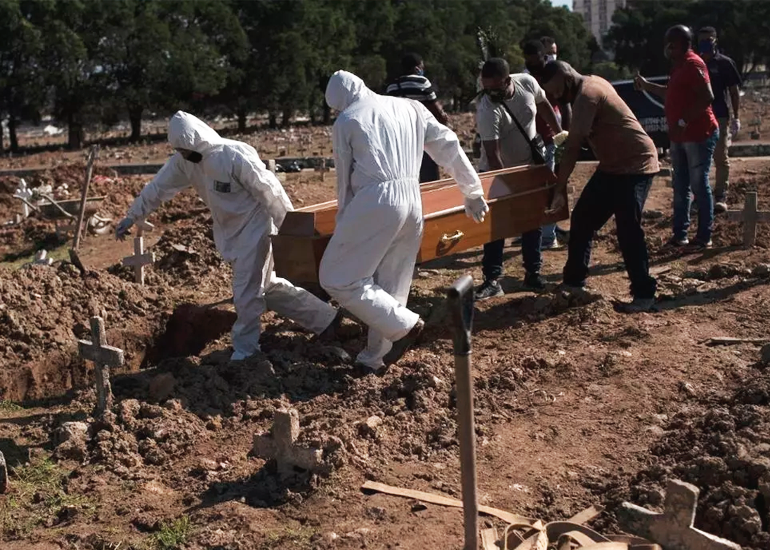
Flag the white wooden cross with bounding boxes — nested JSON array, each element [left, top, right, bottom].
[[78, 316, 124, 416], [13, 179, 33, 218], [252, 408, 324, 477], [618, 479, 740, 550], [122, 220, 155, 285], [727, 191, 770, 247]]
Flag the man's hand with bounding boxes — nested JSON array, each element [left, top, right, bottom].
[[115, 217, 134, 241], [633, 72, 648, 92], [546, 187, 567, 215], [464, 196, 489, 223], [731, 118, 741, 138]]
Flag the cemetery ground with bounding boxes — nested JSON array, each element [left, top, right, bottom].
[[4, 125, 770, 549]]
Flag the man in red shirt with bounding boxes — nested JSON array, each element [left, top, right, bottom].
[[636, 25, 718, 248]]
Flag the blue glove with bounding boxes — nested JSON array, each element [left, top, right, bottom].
[[115, 218, 134, 241]]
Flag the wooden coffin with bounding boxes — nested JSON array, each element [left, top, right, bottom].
[[272, 164, 566, 283]]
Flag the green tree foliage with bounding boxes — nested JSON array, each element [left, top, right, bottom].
[[606, 0, 770, 77]]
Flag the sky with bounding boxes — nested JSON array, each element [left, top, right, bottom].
[[550, 0, 573, 9]]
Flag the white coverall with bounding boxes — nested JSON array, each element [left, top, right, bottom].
[[322, 71, 484, 369], [125, 111, 337, 360]]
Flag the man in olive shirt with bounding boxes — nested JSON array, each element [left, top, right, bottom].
[[540, 61, 660, 312]]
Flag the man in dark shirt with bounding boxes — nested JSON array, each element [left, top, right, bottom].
[[386, 53, 449, 183], [698, 26, 742, 213]]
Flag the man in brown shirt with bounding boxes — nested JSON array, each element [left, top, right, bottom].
[[540, 61, 660, 312]]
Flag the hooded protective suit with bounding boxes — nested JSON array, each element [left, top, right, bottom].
[[124, 111, 337, 360], [322, 71, 485, 370]]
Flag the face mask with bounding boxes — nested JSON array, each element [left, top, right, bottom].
[[415, 68, 424, 76], [185, 151, 203, 163], [546, 54, 557, 62], [698, 40, 716, 55]]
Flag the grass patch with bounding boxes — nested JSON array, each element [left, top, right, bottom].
[[1, 242, 70, 270], [0, 457, 95, 537], [0, 400, 23, 413], [151, 516, 192, 550], [262, 525, 317, 549]]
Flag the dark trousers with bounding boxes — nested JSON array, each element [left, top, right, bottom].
[[563, 170, 656, 299], [419, 152, 440, 183], [482, 228, 543, 281]]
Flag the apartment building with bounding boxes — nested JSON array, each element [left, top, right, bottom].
[[574, 0, 627, 46]]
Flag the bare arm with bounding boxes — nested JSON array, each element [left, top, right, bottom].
[[729, 85, 741, 119], [423, 99, 449, 125], [559, 100, 572, 131], [536, 100, 562, 135], [482, 140, 505, 171], [642, 80, 668, 100]]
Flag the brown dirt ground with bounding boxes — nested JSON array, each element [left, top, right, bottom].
[[2, 144, 770, 549]]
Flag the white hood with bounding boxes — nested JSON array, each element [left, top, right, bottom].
[[325, 71, 375, 112], [168, 111, 222, 156]]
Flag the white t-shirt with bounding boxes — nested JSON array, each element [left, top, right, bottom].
[[476, 73, 547, 171]]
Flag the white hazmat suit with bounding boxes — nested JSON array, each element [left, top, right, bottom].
[[321, 71, 486, 371], [122, 111, 338, 360]]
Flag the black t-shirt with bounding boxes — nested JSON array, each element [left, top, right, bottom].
[[705, 53, 742, 119]]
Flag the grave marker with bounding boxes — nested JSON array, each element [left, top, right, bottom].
[[13, 179, 33, 218], [78, 316, 124, 416], [618, 479, 740, 550], [252, 408, 324, 477], [122, 220, 155, 285], [0, 451, 7, 494], [32, 250, 53, 266], [726, 191, 770, 247]]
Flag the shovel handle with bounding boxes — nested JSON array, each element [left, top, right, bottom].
[[447, 274, 474, 355]]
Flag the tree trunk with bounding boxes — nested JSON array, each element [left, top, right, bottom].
[[322, 101, 331, 125], [68, 114, 84, 150], [237, 109, 247, 133], [129, 105, 143, 142], [8, 115, 19, 152], [268, 112, 277, 129], [0, 117, 4, 153], [281, 107, 291, 127]]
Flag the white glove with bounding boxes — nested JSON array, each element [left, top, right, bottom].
[[731, 118, 741, 138], [553, 131, 569, 147], [464, 196, 489, 224], [115, 217, 134, 241]]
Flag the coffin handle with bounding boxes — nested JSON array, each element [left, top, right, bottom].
[[440, 230, 465, 245]]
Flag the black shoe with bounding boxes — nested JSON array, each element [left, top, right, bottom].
[[382, 318, 425, 367], [474, 279, 504, 301], [690, 238, 713, 250], [523, 272, 546, 290], [714, 198, 728, 214], [313, 309, 344, 343]]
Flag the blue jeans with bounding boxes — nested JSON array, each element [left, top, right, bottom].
[[670, 130, 719, 243], [541, 143, 558, 247]]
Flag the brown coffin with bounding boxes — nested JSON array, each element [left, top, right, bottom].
[[272, 164, 565, 283]]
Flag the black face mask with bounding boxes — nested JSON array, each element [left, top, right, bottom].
[[525, 63, 544, 75], [185, 151, 203, 163]]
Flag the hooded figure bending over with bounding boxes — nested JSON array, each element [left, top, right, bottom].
[[322, 71, 488, 373], [116, 111, 340, 361]]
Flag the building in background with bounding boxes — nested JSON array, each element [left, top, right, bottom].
[[574, 0, 626, 46]]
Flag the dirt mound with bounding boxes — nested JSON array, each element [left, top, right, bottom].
[[596, 366, 770, 549], [0, 263, 173, 401], [151, 218, 229, 283]]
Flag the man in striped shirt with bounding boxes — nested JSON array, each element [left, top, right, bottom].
[[387, 53, 449, 182]]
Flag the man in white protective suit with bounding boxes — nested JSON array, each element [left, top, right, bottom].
[[116, 111, 341, 361], [321, 70, 488, 374]]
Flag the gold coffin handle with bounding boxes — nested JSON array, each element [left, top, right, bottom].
[[440, 230, 465, 245]]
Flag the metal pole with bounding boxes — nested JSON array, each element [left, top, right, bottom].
[[72, 145, 100, 251], [447, 274, 478, 550]]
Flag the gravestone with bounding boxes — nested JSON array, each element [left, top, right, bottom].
[[31, 250, 53, 266], [0, 451, 7, 494], [726, 191, 770, 247], [13, 179, 33, 218], [618, 479, 741, 550], [122, 220, 155, 285], [252, 408, 324, 477], [78, 316, 124, 416]]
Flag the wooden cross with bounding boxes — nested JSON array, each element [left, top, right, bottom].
[[726, 191, 770, 247], [252, 408, 323, 477], [13, 179, 33, 218], [618, 479, 740, 550], [122, 220, 155, 285], [0, 451, 7, 494], [78, 316, 124, 416]]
